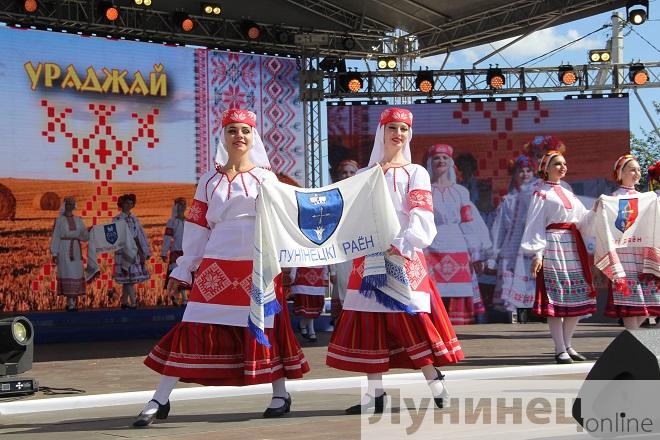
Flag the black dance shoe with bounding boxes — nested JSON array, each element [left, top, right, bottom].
[[429, 368, 449, 409], [566, 348, 587, 362], [132, 399, 170, 427], [555, 352, 573, 364], [345, 392, 386, 415], [262, 393, 292, 418]]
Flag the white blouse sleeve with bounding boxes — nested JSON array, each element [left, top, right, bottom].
[[161, 218, 174, 257], [521, 190, 548, 260], [50, 217, 62, 257], [489, 196, 511, 261], [457, 187, 492, 262], [170, 173, 213, 285], [392, 167, 437, 259]]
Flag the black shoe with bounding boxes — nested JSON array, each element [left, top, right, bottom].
[[306, 334, 317, 343], [555, 352, 573, 364], [566, 348, 587, 362], [345, 392, 386, 415], [429, 368, 449, 409], [132, 399, 170, 427], [262, 393, 291, 418]]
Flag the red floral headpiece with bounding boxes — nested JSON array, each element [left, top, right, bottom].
[[221, 109, 257, 128], [379, 107, 413, 127]]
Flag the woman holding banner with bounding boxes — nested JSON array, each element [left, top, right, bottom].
[[132, 109, 308, 427], [603, 155, 660, 329], [326, 107, 463, 414], [521, 150, 597, 364]]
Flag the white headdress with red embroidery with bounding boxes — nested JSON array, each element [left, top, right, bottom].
[[214, 109, 271, 169], [368, 107, 413, 166]]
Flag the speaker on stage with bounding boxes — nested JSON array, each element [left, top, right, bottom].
[[573, 329, 660, 437]]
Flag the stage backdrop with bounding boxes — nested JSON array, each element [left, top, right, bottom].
[[327, 98, 630, 204], [0, 25, 304, 312]]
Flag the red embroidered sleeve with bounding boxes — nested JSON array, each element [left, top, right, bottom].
[[408, 189, 433, 212], [186, 199, 209, 228], [460, 205, 473, 222]]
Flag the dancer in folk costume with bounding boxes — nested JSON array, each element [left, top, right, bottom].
[[292, 266, 328, 342], [133, 110, 309, 427], [329, 159, 360, 327], [113, 194, 151, 309], [326, 108, 463, 414], [604, 155, 660, 329], [649, 160, 660, 195], [490, 155, 537, 319], [424, 144, 492, 325], [521, 150, 597, 364], [161, 197, 188, 306], [50, 196, 89, 311]]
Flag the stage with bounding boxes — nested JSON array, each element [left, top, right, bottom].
[[0, 323, 628, 439]]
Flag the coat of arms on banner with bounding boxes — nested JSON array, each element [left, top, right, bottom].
[[104, 223, 119, 245], [615, 198, 639, 233], [296, 189, 344, 245]]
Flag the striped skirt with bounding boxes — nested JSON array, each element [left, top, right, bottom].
[[326, 282, 464, 373], [533, 227, 597, 317], [144, 281, 310, 386], [293, 294, 325, 318], [604, 248, 660, 317]]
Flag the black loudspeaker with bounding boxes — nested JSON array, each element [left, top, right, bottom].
[[573, 329, 660, 437]]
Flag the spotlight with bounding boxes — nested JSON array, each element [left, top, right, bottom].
[[629, 63, 649, 85], [558, 65, 577, 85], [376, 56, 397, 70], [318, 56, 341, 72], [338, 71, 363, 93], [0, 316, 37, 396], [135, 0, 152, 6], [275, 28, 290, 44], [588, 49, 611, 63], [415, 70, 434, 93], [486, 67, 505, 89], [24, 0, 37, 13], [98, 1, 119, 21], [241, 20, 261, 41], [172, 11, 194, 32], [342, 36, 356, 51], [626, 0, 648, 25], [200, 2, 221, 15]]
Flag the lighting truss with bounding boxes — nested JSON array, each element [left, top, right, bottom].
[[0, 0, 385, 56], [311, 62, 660, 100]]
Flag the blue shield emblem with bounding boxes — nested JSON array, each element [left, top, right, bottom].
[[614, 198, 638, 233], [104, 223, 119, 245], [296, 189, 344, 245]]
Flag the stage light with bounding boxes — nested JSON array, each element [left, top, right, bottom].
[[486, 67, 505, 89], [241, 20, 261, 41], [338, 71, 363, 93], [275, 28, 290, 44], [376, 56, 397, 70], [98, 1, 119, 21], [172, 11, 194, 32], [629, 63, 649, 85], [588, 49, 611, 63], [415, 70, 434, 93], [319, 56, 341, 72], [0, 316, 37, 396], [135, 0, 152, 6], [342, 36, 356, 51], [24, 0, 37, 13], [201, 2, 221, 15], [626, 0, 648, 25], [558, 65, 577, 85]]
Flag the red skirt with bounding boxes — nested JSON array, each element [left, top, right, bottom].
[[144, 278, 310, 386], [442, 297, 485, 325], [293, 294, 325, 318], [326, 282, 464, 373], [533, 271, 597, 318], [604, 282, 660, 318]]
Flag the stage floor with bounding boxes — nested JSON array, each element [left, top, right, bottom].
[[0, 323, 632, 439]]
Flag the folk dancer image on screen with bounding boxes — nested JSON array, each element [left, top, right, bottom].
[[113, 193, 151, 309], [490, 155, 538, 321], [133, 109, 308, 427], [291, 266, 328, 342], [424, 144, 492, 325], [603, 155, 660, 329], [326, 108, 463, 415], [521, 150, 597, 364], [161, 197, 188, 306], [50, 196, 89, 311]]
